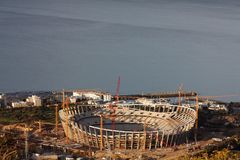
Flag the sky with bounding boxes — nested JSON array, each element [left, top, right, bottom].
[[0, 0, 240, 101]]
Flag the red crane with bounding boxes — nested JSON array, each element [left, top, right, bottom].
[[111, 76, 120, 130], [115, 76, 121, 103]]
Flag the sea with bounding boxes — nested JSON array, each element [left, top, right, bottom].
[[0, 0, 240, 101]]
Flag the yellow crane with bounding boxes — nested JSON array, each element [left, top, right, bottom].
[[178, 83, 184, 106], [62, 89, 70, 144]]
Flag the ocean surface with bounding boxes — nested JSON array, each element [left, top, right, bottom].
[[1, 0, 240, 101]]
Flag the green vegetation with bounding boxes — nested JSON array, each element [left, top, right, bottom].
[[0, 107, 56, 124], [179, 148, 240, 160]]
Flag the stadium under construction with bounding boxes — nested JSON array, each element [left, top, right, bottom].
[[59, 90, 198, 151]]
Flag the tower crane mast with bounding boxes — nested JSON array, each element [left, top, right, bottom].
[[111, 76, 120, 130]]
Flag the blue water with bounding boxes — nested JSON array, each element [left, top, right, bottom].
[[0, 0, 240, 101]]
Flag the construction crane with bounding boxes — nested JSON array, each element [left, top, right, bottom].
[[178, 83, 184, 106], [111, 76, 120, 131], [24, 124, 33, 160], [195, 94, 199, 144], [64, 93, 70, 144], [61, 89, 70, 144], [55, 104, 58, 135], [100, 114, 104, 151], [24, 124, 29, 160], [115, 76, 121, 103], [100, 77, 121, 150]]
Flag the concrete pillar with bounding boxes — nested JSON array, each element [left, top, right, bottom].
[[166, 133, 170, 147], [118, 132, 121, 149], [137, 133, 141, 150], [89, 127, 94, 147], [125, 133, 127, 150], [131, 133, 134, 150], [155, 131, 159, 149], [149, 132, 153, 150], [94, 128, 99, 148], [160, 131, 165, 148]]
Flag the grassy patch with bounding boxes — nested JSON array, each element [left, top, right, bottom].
[[0, 107, 56, 125]]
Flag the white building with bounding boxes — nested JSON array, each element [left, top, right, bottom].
[[102, 94, 112, 102], [26, 95, 42, 107], [12, 101, 29, 108], [208, 103, 228, 112], [72, 90, 112, 102], [0, 93, 7, 108], [69, 96, 77, 103], [73, 91, 101, 100]]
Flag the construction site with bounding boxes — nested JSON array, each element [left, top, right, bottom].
[[57, 88, 240, 160], [1, 85, 240, 160], [60, 102, 196, 150]]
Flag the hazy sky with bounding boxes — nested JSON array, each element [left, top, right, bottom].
[[0, 0, 240, 101]]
